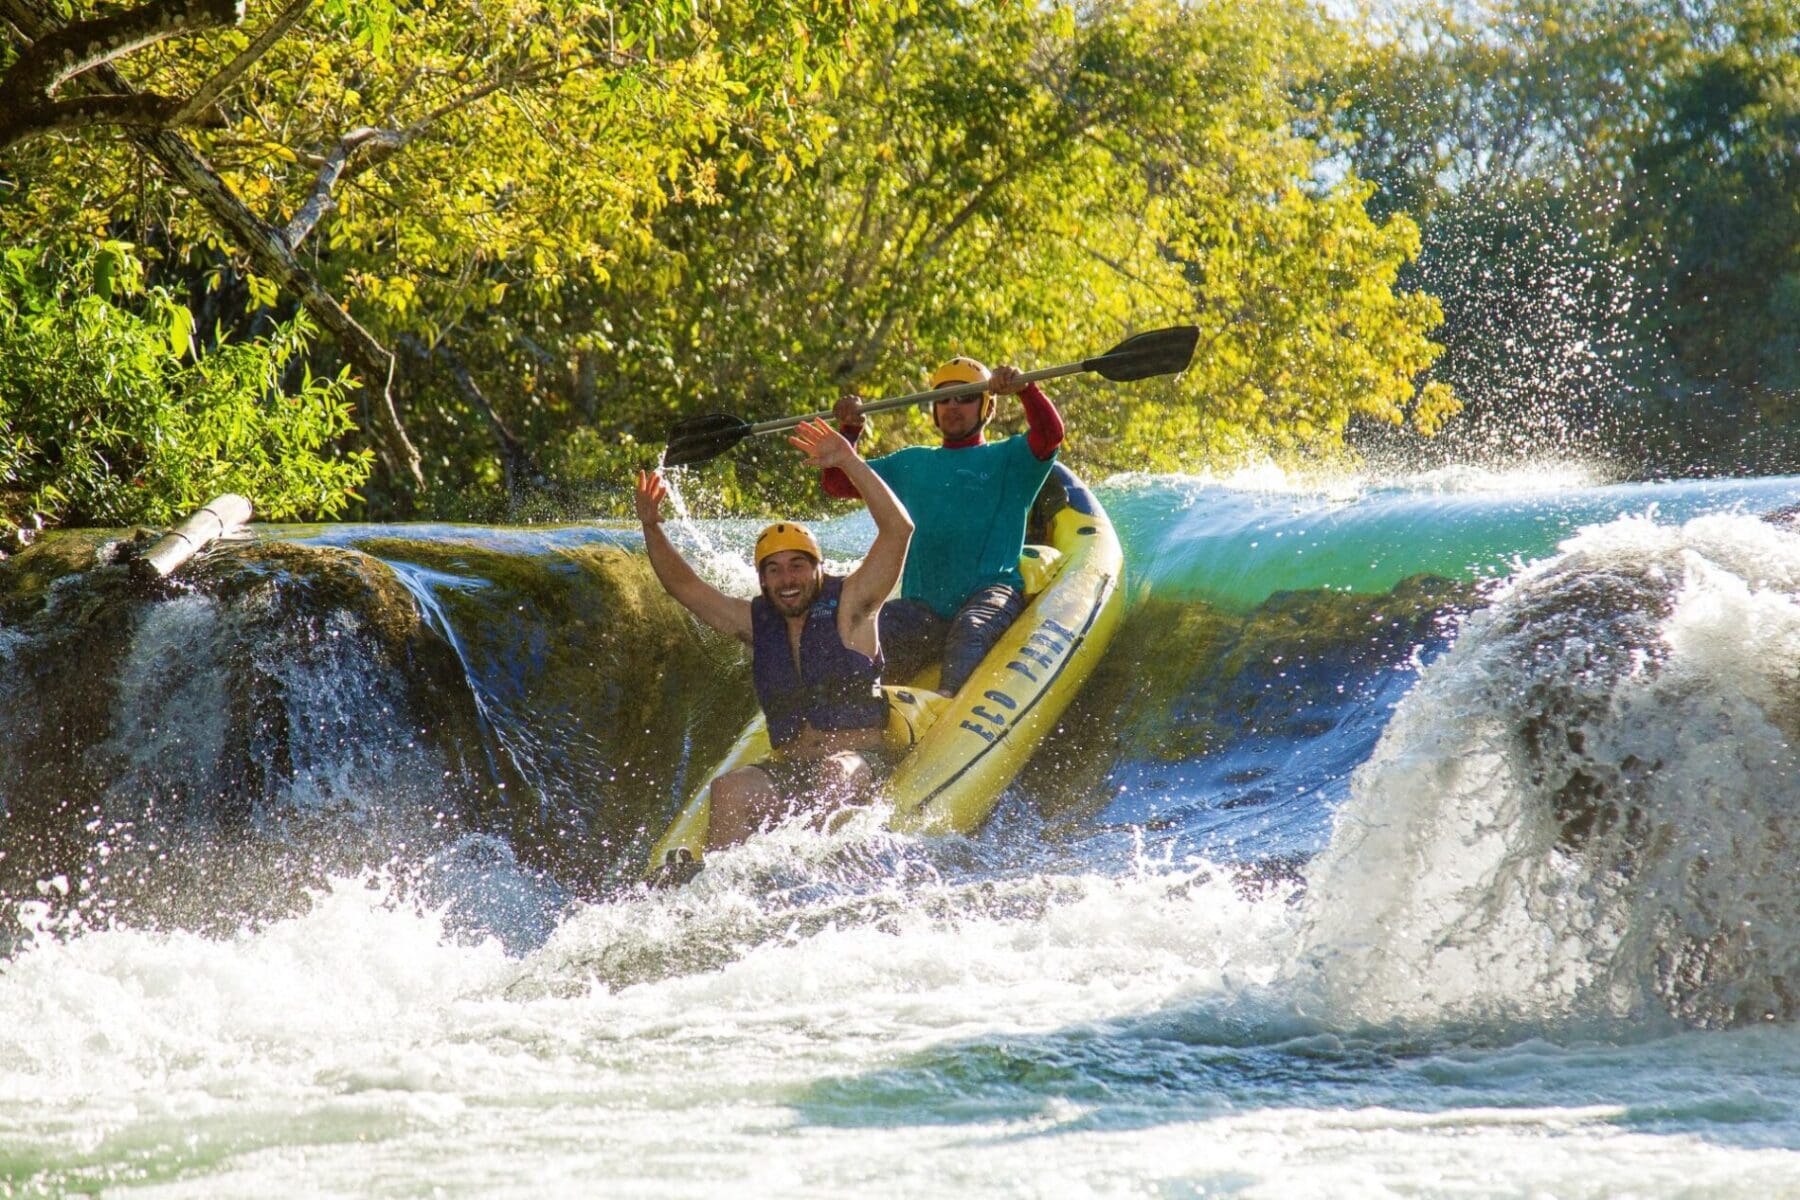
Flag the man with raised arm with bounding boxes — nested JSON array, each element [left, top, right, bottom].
[[819, 357, 1065, 695], [635, 418, 913, 854]]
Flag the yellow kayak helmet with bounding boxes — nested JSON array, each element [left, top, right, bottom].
[[929, 356, 991, 390], [754, 521, 822, 570], [928, 356, 994, 425]]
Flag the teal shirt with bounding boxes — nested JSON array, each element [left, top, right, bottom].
[[869, 436, 1058, 619]]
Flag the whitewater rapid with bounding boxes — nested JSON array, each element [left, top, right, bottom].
[[7, 470, 1800, 1196]]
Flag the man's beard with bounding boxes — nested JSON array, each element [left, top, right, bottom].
[[764, 576, 821, 617]]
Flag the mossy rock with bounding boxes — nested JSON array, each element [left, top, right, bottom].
[[0, 530, 127, 626], [0, 536, 514, 924], [349, 536, 753, 880]]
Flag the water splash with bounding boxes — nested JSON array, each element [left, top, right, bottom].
[[1299, 510, 1800, 1028]]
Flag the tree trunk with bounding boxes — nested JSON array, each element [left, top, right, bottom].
[[0, 0, 426, 495], [400, 336, 539, 495]]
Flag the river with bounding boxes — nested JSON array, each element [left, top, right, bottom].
[[5, 468, 1800, 1196]]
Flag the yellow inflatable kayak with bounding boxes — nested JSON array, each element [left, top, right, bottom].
[[645, 464, 1124, 877]]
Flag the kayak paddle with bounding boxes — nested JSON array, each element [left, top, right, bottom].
[[660, 324, 1199, 468]]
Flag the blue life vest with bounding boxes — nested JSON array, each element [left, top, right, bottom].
[[751, 574, 888, 748]]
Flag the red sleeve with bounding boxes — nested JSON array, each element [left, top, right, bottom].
[[820, 421, 866, 499], [1020, 382, 1063, 460]]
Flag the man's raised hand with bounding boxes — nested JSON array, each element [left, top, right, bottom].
[[789, 418, 856, 470], [634, 468, 668, 524]]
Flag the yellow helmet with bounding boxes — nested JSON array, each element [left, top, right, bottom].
[[929, 356, 990, 389], [754, 521, 821, 570], [929, 356, 994, 427]]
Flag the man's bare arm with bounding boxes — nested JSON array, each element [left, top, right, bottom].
[[635, 469, 752, 644], [788, 419, 911, 628]]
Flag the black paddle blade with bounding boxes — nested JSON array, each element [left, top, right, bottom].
[[662, 412, 752, 467], [1086, 325, 1199, 383]]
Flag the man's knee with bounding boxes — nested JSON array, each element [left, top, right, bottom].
[[968, 583, 1028, 624], [711, 765, 766, 806], [810, 752, 880, 828], [821, 750, 871, 794], [708, 765, 787, 849]]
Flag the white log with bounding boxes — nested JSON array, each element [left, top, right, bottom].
[[136, 493, 252, 578]]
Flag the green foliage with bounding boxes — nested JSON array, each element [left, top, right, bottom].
[[1325, 1, 1691, 216], [1, 0, 893, 514], [3, 0, 882, 317], [0, 242, 372, 532], [1328, 0, 1800, 473], [5, 0, 1461, 515], [1624, 18, 1800, 399], [512, 0, 1453, 502]]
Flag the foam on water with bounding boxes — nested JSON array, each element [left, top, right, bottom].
[[12, 477, 1800, 1194], [0, 876, 512, 1105], [1299, 510, 1800, 1029], [1105, 464, 1367, 504], [1397, 460, 1611, 494], [7, 851, 1800, 1197], [0, 850, 1306, 1195]]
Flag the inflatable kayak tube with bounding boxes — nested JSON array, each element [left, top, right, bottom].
[[644, 463, 1124, 878]]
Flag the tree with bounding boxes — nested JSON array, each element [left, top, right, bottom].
[[534, 0, 1454, 501], [2, 0, 423, 486], [1, 0, 885, 507], [1623, 10, 1800, 399], [1327, 0, 1800, 474], [5, 0, 1461, 517], [0, 239, 369, 536]]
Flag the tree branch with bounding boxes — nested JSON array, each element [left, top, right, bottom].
[[0, 0, 242, 100], [0, 92, 193, 150], [282, 125, 405, 249], [399, 334, 540, 494], [171, 0, 314, 126], [281, 64, 566, 250]]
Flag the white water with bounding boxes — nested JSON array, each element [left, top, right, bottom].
[[11, 487, 1800, 1196], [1303, 512, 1800, 1031], [6, 835, 1800, 1196]]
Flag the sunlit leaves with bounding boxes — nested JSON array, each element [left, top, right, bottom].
[[555, 0, 1452, 493], [4, 0, 886, 337], [0, 243, 372, 531], [2, 0, 1461, 516], [243, 273, 280, 311]]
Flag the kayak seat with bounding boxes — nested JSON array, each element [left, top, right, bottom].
[[883, 685, 953, 751], [1019, 544, 1064, 596]]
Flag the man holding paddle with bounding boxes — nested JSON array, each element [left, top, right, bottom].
[[819, 357, 1063, 695], [657, 326, 1198, 693], [635, 418, 913, 856]]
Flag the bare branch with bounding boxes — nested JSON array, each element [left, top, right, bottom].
[[282, 125, 405, 249], [1081, 240, 1185, 303], [171, 0, 314, 126], [0, 0, 242, 99]]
